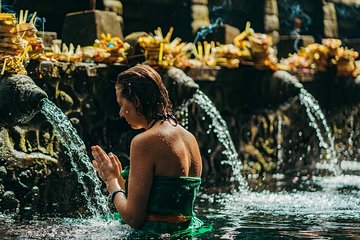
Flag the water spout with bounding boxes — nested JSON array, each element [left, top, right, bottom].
[[162, 67, 200, 107], [176, 89, 247, 188], [0, 75, 48, 127], [272, 70, 304, 90], [272, 71, 340, 175]]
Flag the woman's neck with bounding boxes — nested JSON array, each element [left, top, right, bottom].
[[146, 119, 158, 130], [145, 113, 178, 130]]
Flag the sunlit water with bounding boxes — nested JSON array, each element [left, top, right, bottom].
[[299, 89, 339, 174], [276, 114, 284, 168], [336, 107, 360, 162], [40, 99, 109, 216], [176, 89, 245, 186], [198, 176, 360, 239], [1, 174, 360, 239], [274, 71, 339, 175]]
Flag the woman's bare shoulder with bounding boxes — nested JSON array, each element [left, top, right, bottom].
[[131, 128, 163, 149], [131, 123, 197, 150]]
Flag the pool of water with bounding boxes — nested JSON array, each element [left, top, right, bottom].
[[1, 174, 360, 239]]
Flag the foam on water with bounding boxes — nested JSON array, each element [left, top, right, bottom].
[[0, 216, 133, 240]]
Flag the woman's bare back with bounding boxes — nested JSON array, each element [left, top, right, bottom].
[[139, 120, 202, 178]]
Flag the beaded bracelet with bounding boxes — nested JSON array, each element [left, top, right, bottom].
[[110, 189, 126, 203]]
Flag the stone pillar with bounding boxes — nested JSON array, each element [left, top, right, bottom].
[[103, 0, 124, 31], [191, 0, 210, 34], [264, 0, 279, 45], [323, 2, 338, 38], [62, 10, 123, 46]]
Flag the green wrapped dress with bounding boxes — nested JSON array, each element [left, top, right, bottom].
[[111, 167, 212, 237]]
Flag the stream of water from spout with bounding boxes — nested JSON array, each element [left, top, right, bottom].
[[176, 89, 247, 188], [298, 88, 340, 174], [348, 114, 354, 158], [276, 114, 284, 169], [40, 98, 109, 216]]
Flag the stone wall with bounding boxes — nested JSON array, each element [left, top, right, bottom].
[[264, 0, 280, 45], [323, 2, 338, 38]]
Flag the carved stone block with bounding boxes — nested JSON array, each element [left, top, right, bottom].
[[62, 10, 123, 47], [323, 3, 337, 21], [264, 0, 278, 15], [264, 14, 279, 32], [324, 19, 339, 38]]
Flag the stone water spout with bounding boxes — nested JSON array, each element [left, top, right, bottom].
[[272, 70, 303, 89], [270, 70, 304, 99], [161, 67, 200, 106], [0, 75, 48, 127]]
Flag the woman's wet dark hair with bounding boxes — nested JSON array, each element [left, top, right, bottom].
[[116, 64, 173, 122]]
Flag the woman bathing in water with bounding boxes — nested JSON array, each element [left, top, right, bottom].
[[91, 64, 210, 235]]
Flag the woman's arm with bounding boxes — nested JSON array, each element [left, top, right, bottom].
[[114, 135, 154, 228], [92, 135, 154, 228]]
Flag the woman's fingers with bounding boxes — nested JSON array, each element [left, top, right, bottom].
[[111, 153, 123, 173], [91, 145, 110, 164], [112, 153, 121, 163], [91, 146, 123, 182], [109, 153, 125, 189], [109, 153, 121, 174], [115, 158, 122, 172], [91, 149, 102, 164]]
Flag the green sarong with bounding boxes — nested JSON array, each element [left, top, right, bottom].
[[108, 167, 212, 237]]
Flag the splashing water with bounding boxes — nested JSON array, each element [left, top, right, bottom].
[[347, 114, 354, 158], [298, 88, 339, 174], [40, 98, 109, 216], [176, 99, 189, 128], [2, 174, 360, 239], [176, 89, 246, 187], [276, 114, 284, 169]]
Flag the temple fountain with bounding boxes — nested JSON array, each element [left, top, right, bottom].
[[1, 63, 360, 239], [2, 58, 360, 214], [0, 74, 47, 127], [1, 1, 360, 238]]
